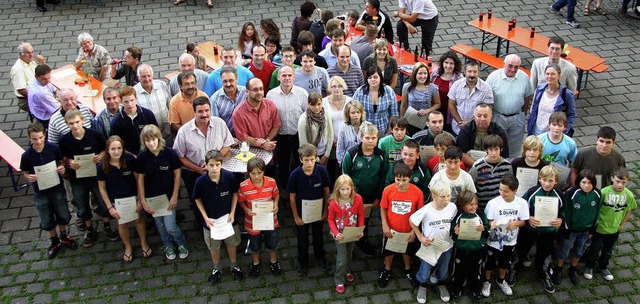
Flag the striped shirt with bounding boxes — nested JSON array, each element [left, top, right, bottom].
[[134, 80, 171, 126], [469, 157, 513, 208], [238, 176, 280, 235], [94, 107, 119, 139], [327, 64, 364, 97], [353, 85, 399, 133], [47, 105, 94, 144], [210, 85, 247, 136]]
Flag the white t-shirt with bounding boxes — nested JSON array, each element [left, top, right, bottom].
[[410, 202, 457, 243], [429, 169, 477, 202], [485, 196, 530, 250]]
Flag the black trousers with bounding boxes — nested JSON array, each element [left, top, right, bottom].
[[397, 15, 439, 56], [276, 134, 300, 188]]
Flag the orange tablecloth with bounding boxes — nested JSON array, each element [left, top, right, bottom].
[[51, 64, 107, 113]]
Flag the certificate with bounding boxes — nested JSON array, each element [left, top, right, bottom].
[[431, 238, 452, 252], [420, 146, 436, 161], [467, 150, 487, 161], [114, 196, 138, 224], [33, 161, 61, 190], [550, 162, 571, 189], [416, 243, 438, 265], [74, 153, 97, 178], [403, 107, 428, 129], [458, 218, 482, 240], [515, 167, 539, 197], [535, 197, 559, 227], [339, 226, 365, 243], [252, 200, 273, 214], [252, 212, 274, 231], [146, 194, 172, 218], [384, 229, 410, 253], [363, 204, 373, 218], [210, 214, 235, 240], [302, 199, 323, 223]]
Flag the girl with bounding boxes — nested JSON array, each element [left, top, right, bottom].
[[136, 125, 188, 261], [322, 76, 352, 173], [186, 42, 207, 71], [327, 175, 365, 294], [336, 100, 367, 166], [400, 62, 441, 135], [298, 92, 334, 166], [527, 63, 576, 136], [259, 19, 281, 44], [238, 22, 260, 56], [97, 136, 151, 262], [353, 66, 398, 137], [362, 39, 399, 89], [450, 191, 489, 302], [430, 51, 463, 132], [265, 35, 283, 67]]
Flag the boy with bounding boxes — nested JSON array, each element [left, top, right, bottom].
[[571, 126, 625, 189], [378, 116, 410, 169], [483, 174, 529, 297], [514, 166, 564, 293], [20, 122, 78, 258], [379, 163, 424, 288], [385, 140, 431, 202], [193, 150, 243, 285], [429, 146, 476, 203], [469, 135, 513, 211], [270, 46, 301, 89], [583, 167, 636, 281], [539, 112, 578, 167], [427, 133, 465, 175], [287, 143, 332, 277]]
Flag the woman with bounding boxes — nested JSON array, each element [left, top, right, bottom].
[[353, 66, 398, 137], [238, 22, 260, 56], [362, 39, 399, 89], [73, 32, 111, 81], [260, 19, 281, 44], [430, 51, 463, 132], [527, 63, 576, 136], [299, 92, 334, 166], [265, 35, 283, 67], [323, 76, 352, 175], [186, 42, 207, 71], [336, 100, 370, 166], [97, 136, 151, 263], [400, 62, 441, 135]]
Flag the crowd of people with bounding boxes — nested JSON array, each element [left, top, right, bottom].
[[10, 1, 635, 303]]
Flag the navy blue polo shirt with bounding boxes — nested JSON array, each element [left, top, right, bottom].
[[58, 127, 106, 180], [192, 169, 239, 226], [135, 147, 182, 199], [20, 142, 64, 193], [110, 105, 158, 155], [286, 164, 331, 215], [97, 152, 137, 202]]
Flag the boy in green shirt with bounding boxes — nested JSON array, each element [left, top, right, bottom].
[[378, 116, 411, 170]]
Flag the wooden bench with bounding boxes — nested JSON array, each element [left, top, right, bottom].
[[0, 130, 28, 191], [450, 43, 530, 77]]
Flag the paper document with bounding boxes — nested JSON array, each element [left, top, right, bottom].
[[384, 229, 410, 253], [515, 167, 539, 197], [53, 68, 76, 79], [146, 194, 172, 217], [420, 146, 436, 161], [403, 107, 428, 129], [74, 153, 97, 178], [416, 243, 438, 265], [535, 197, 558, 227], [33, 161, 61, 190], [115, 196, 138, 224], [467, 150, 487, 161], [458, 218, 482, 240], [339, 226, 365, 243], [252, 200, 275, 230], [210, 214, 235, 240], [302, 199, 323, 223]]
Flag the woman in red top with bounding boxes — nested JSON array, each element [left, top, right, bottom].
[[430, 51, 463, 133]]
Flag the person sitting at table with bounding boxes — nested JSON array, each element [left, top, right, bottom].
[[169, 53, 209, 96], [350, 25, 378, 68], [47, 88, 94, 145], [110, 46, 141, 87], [393, 0, 439, 57], [327, 45, 365, 97], [27, 64, 59, 129], [298, 92, 334, 167], [249, 44, 277, 92], [527, 63, 576, 136], [355, 0, 395, 43], [232, 78, 281, 153], [294, 50, 330, 95], [319, 29, 362, 69], [210, 66, 247, 138], [169, 71, 209, 134], [430, 51, 463, 133], [134, 64, 172, 143], [294, 31, 329, 69], [186, 43, 207, 71], [290, 1, 318, 51], [204, 46, 254, 96], [73, 32, 112, 82], [363, 38, 399, 89], [448, 60, 494, 135], [265, 35, 283, 68], [94, 87, 121, 140], [399, 62, 440, 136], [110, 86, 158, 155], [456, 103, 509, 168], [530, 36, 577, 93], [309, 9, 333, 53], [354, 66, 398, 137], [11, 42, 46, 118]]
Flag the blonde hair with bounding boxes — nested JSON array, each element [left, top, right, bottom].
[[139, 124, 166, 152], [333, 175, 356, 202], [539, 165, 559, 182], [373, 38, 390, 62], [330, 75, 347, 90], [343, 99, 366, 125], [429, 180, 451, 197], [521, 135, 543, 158], [360, 123, 378, 137]]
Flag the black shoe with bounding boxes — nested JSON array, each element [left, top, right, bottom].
[[37, 6, 47, 12], [231, 266, 244, 281], [506, 269, 517, 287], [270, 261, 282, 277], [551, 267, 562, 285], [472, 292, 484, 302], [208, 269, 222, 285], [47, 239, 61, 258], [356, 239, 374, 256], [45, 0, 60, 4], [249, 263, 260, 278], [103, 225, 119, 242], [60, 235, 78, 250], [569, 267, 579, 285], [541, 277, 555, 293], [405, 269, 419, 287], [320, 259, 332, 273], [450, 290, 462, 301], [378, 269, 391, 288], [82, 229, 97, 248], [76, 218, 87, 231], [296, 264, 308, 277]]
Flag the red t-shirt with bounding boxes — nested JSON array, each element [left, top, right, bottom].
[[380, 183, 424, 233], [427, 156, 467, 175], [249, 61, 276, 90], [238, 176, 280, 235], [327, 194, 365, 237]]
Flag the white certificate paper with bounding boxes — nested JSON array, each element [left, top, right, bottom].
[[416, 243, 438, 265], [516, 167, 539, 197], [302, 199, 323, 223], [115, 196, 138, 224], [252, 200, 275, 230], [210, 214, 235, 240], [339, 226, 365, 243], [74, 153, 97, 178], [467, 150, 487, 161], [458, 218, 482, 240], [384, 229, 410, 253], [535, 197, 559, 227], [252, 200, 273, 214], [420, 146, 437, 161], [404, 106, 429, 129], [33, 161, 61, 190], [146, 194, 171, 218]]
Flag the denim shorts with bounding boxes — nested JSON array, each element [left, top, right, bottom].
[[557, 230, 590, 260], [246, 230, 279, 254], [34, 187, 71, 231]]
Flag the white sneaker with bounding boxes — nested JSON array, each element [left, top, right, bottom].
[[497, 279, 513, 296], [417, 286, 427, 304], [437, 285, 450, 302], [584, 267, 593, 280], [481, 281, 491, 297], [601, 269, 614, 281]]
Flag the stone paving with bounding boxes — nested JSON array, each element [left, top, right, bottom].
[[0, 0, 639, 303]]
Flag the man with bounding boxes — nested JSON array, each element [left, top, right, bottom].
[[448, 60, 494, 135], [10, 42, 45, 115], [290, 1, 317, 51], [109, 86, 158, 154], [309, 9, 334, 53], [327, 45, 365, 97], [249, 44, 277, 91], [294, 50, 330, 95], [169, 71, 209, 134], [393, 0, 439, 55], [356, 0, 395, 42], [350, 25, 378, 67], [570, 126, 626, 188], [27, 64, 59, 128], [319, 29, 361, 69], [94, 87, 121, 139], [232, 78, 281, 151], [412, 111, 454, 146], [456, 103, 509, 168], [134, 64, 171, 141], [210, 66, 247, 137], [173, 96, 235, 229], [530, 36, 577, 92], [486, 54, 534, 160], [47, 89, 94, 144], [203, 47, 254, 96], [266, 66, 309, 188], [294, 31, 329, 69], [269, 46, 300, 89], [110, 46, 142, 86], [169, 53, 209, 96]]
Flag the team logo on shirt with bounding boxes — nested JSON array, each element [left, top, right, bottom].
[[413, 177, 419, 183], [83, 147, 92, 151], [220, 191, 229, 197], [159, 166, 169, 170], [574, 203, 581, 209], [391, 201, 412, 215], [122, 171, 132, 176], [356, 162, 363, 168], [313, 183, 321, 188], [591, 200, 597, 206]]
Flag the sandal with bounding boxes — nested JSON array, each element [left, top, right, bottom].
[[584, 7, 590, 15], [207, 2, 213, 8], [173, 0, 185, 5], [595, 6, 607, 15], [142, 247, 153, 259], [123, 251, 133, 263]]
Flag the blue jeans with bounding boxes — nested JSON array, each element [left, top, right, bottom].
[[70, 178, 108, 220], [154, 209, 186, 248], [416, 248, 452, 284], [34, 187, 70, 231], [553, 0, 578, 22], [557, 231, 589, 260], [247, 230, 279, 254]]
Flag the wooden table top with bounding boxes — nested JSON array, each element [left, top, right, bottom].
[[50, 64, 107, 113]]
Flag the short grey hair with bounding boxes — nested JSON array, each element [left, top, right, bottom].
[[137, 63, 154, 78], [77, 32, 94, 45], [17, 42, 32, 54], [57, 88, 76, 100], [178, 53, 196, 65], [219, 66, 238, 78]]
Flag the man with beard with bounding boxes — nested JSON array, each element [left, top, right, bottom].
[[448, 60, 494, 135], [169, 71, 209, 134], [456, 103, 509, 168]]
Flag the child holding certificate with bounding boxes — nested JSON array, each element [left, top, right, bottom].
[[287, 143, 332, 277], [410, 181, 457, 303], [514, 165, 564, 293], [427, 133, 466, 175], [429, 146, 476, 203], [327, 175, 365, 294], [379, 163, 424, 288], [98, 136, 151, 262], [238, 157, 283, 279], [511, 136, 549, 196], [136, 125, 188, 261], [20, 122, 78, 258]]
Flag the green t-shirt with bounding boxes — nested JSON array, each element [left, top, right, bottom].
[[597, 186, 637, 234], [378, 134, 410, 169]]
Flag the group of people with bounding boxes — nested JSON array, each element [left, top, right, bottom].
[[10, 1, 635, 303]]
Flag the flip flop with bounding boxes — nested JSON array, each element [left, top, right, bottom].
[[123, 251, 133, 263], [174, 0, 185, 5], [142, 247, 153, 258]]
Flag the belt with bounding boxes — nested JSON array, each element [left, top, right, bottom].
[[497, 111, 520, 117]]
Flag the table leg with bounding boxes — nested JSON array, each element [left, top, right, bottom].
[[8, 169, 28, 192], [576, 69, 584, 91], [505, 41, 510, 55], [496, 37, 503, 58]]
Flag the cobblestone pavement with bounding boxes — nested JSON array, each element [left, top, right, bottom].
[[0, 0, 639, 303]]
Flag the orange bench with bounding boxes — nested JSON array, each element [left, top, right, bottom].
[[0, 130, 28, 191], [450, 43, 530, 77]]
